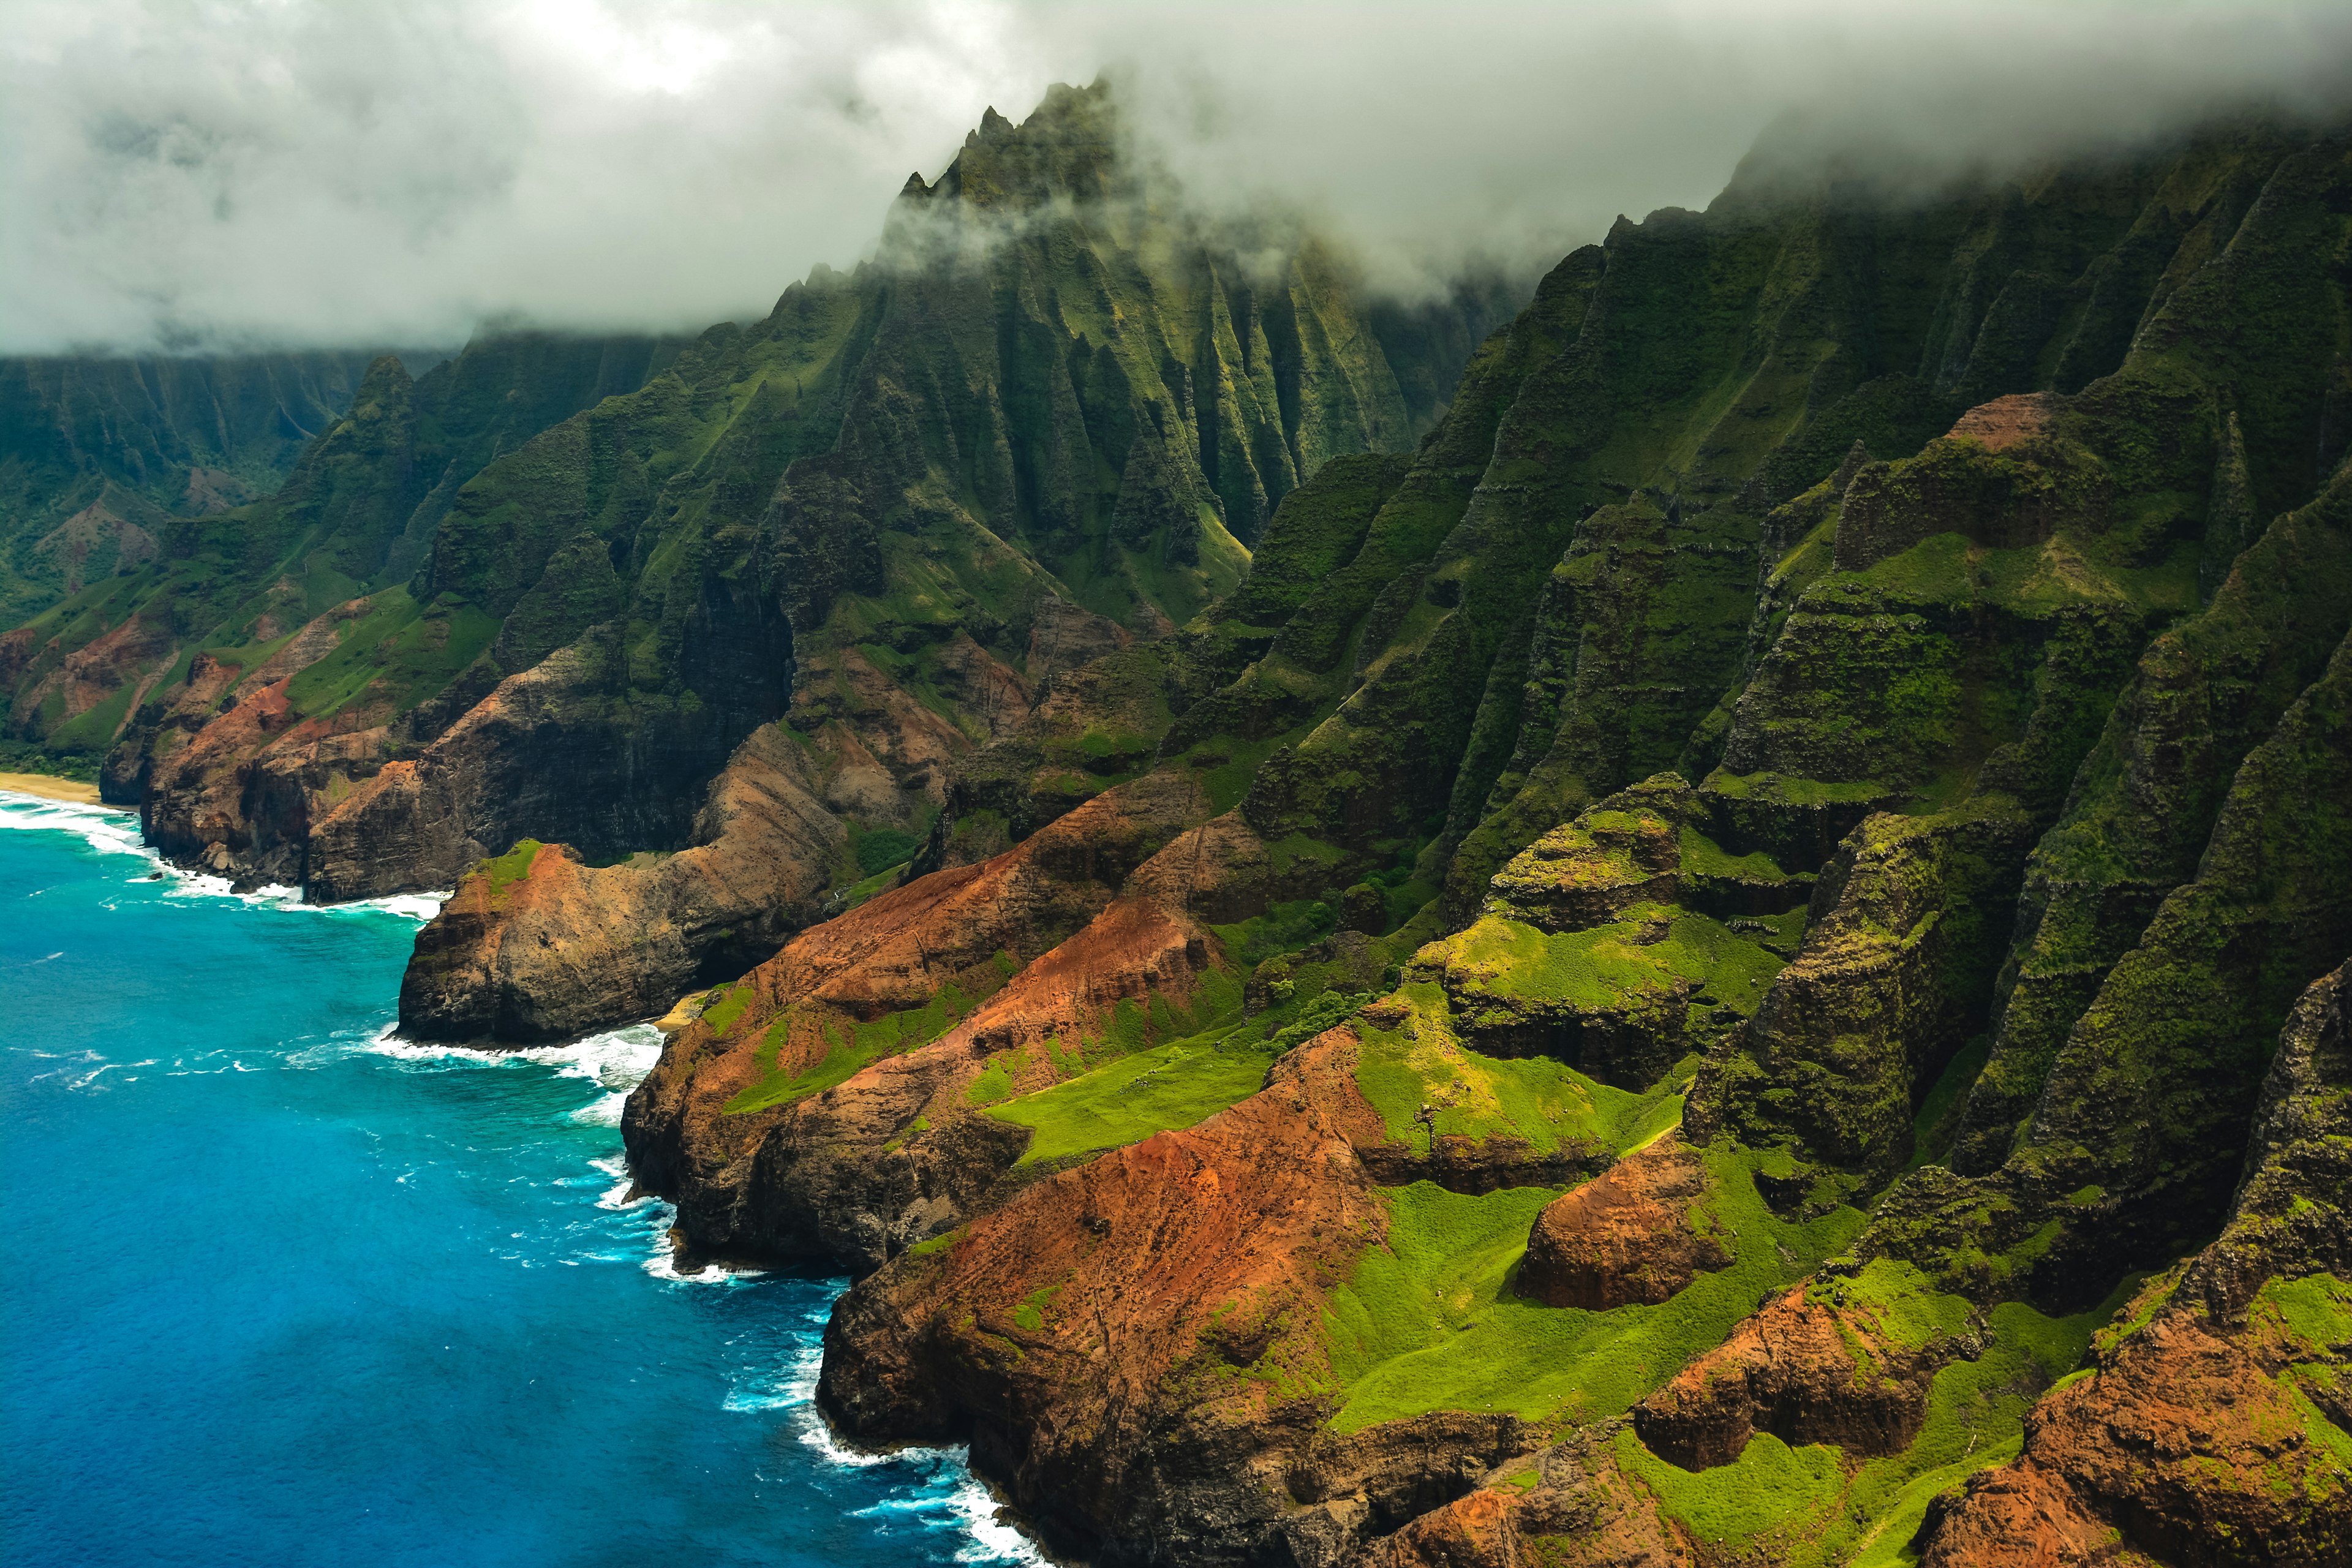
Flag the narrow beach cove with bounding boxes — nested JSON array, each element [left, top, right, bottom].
[[0, 791, 1036, 1568]]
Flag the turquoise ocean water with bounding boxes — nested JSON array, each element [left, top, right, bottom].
[[0, 791, 1031, 1567]]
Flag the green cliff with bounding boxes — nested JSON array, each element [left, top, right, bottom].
[[720, 117, 2348, 1568]]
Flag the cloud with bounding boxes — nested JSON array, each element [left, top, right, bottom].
[[4, 0, 2345, 353]]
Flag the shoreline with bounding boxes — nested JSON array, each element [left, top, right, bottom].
[[0, 773, 107, 806]]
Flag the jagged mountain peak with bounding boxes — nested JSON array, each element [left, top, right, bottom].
[[929, 78, 1124, 211]]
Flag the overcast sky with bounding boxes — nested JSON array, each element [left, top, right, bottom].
[[4, 1, 2346, 355]]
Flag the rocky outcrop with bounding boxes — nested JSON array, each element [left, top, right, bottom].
[[396, 723, 847, 1042], [1480, 780, 1684, 933], [621, 770, 1212, 1268], [1692, 802, 2035, 1175], [1915, 959, 2352, 1567], [1424, 777, 1806, 1092], [1943, 391, 2059, 452], [1630, 1277, 1967, 1471], [817, 1028, 1528, 1568], [1517, 1139, 1730, 1310], [303, 594, 796, 902], [1360, 1442, 1691, 1568]]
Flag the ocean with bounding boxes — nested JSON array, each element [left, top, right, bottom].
[[0, 791, 1035, 1568]]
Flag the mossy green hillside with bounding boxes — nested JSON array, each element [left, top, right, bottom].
[[1347, 983, 1688, 1158], [1950, 470, 2352, 1175], [7, 84, 1509, 902], [1320, 1147, 1866, 1433], [1439, 908, 1790, 1036], [1242, 129, 2238, 873], [1616, 1268, 2134, 1567]]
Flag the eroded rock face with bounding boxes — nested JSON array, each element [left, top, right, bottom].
[[816, 1029, 1527, 1568], [1483, 780, 1685, 933], [1360, 1444, 1692, 1568], [722, 887, 1240, 1270], [396, 723, 847, 1042], [1517, 1140, 1730, 1310], [1915, 960, 2352, 1567], [1692, 802, 2035, 1175], [621, 771, 1213, 1268], [306, 605, 793, 902], [1631, 1281, 1964, 1471], [1921, 1306, 2348, 1568]]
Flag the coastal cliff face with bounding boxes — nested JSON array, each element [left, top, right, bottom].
[[394, 722, 846, 1041], [4, 84, 1507, 1022], [12, 87, 2351, 1568], [629, 119, 2352, 1568]]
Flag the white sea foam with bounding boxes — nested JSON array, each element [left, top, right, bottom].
[[725, 1338, 823, 1414], [826, 1438, 1044, 1564], [570, 1091, 627, 1126], [590, 1154, 653, 1211], [736, 1311, 1046, 1564], [643, 1249, 766, 1285], [368, 1022, 665, 1093], [944, 1479, 1048, 1566], [232, 882, 448, 921], [2, 790, 442, 921], [0, 791, 143, 856]]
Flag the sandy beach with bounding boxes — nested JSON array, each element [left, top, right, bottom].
[[0, 773, 105, 805]]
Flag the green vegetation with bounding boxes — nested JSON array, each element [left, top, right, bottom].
[[1907, 1033, 1992, 1169], [963, 1049, 1025, 1108], [1350, 983, 1687, 1155], [991, 1031, 1273, 1164], [1618, 1273, 2136, 1567], [850, 824, 923, 877], [471, 839, 546, 901], [1211, 899, 1338, 968], [1322, 1147, 1865, 1433], [1442, 908, 1788, 1020], [2259, 1270, 2352, 1352], [722, 974, 1003, 1115], [284, 589, 502, 720], [833, 859, 911, 914], [698, 981, 755, 1038], [1619, 1433, 1849, 1554], [1677, 825, 1793, 885], [0, 741, 100, 783]]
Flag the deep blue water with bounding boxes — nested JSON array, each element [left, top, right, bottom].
[[0, 793, 1031, 1568]]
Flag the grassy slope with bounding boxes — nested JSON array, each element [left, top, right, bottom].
[[1324, 1148, 1866, 1434]]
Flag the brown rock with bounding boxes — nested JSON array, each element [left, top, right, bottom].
[[1025, 592, 1134, 690], [1921, 1307, 2347, 1568], [1632, 1281, 1950, 1469], [1362, 1446, 1692, 1568], [1518, 1139, 1730, 1310], [1916, 960, 2352, 1567], [1120, 809, 1274, 924], [622, 771, 1212, 1268], [816, 1028, 1525, 1567], [1945, 391, 2059, 452], [396, 723, 847, 1041]]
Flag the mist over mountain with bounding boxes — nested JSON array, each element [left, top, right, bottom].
[[7, 10, 2352, 1568], [6, 0, 2347, 353]]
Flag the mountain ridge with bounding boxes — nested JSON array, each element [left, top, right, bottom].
[[6, 83, 2349, 1568]]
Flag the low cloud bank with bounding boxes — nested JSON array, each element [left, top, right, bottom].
[[5, 0, 2345, 353]]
